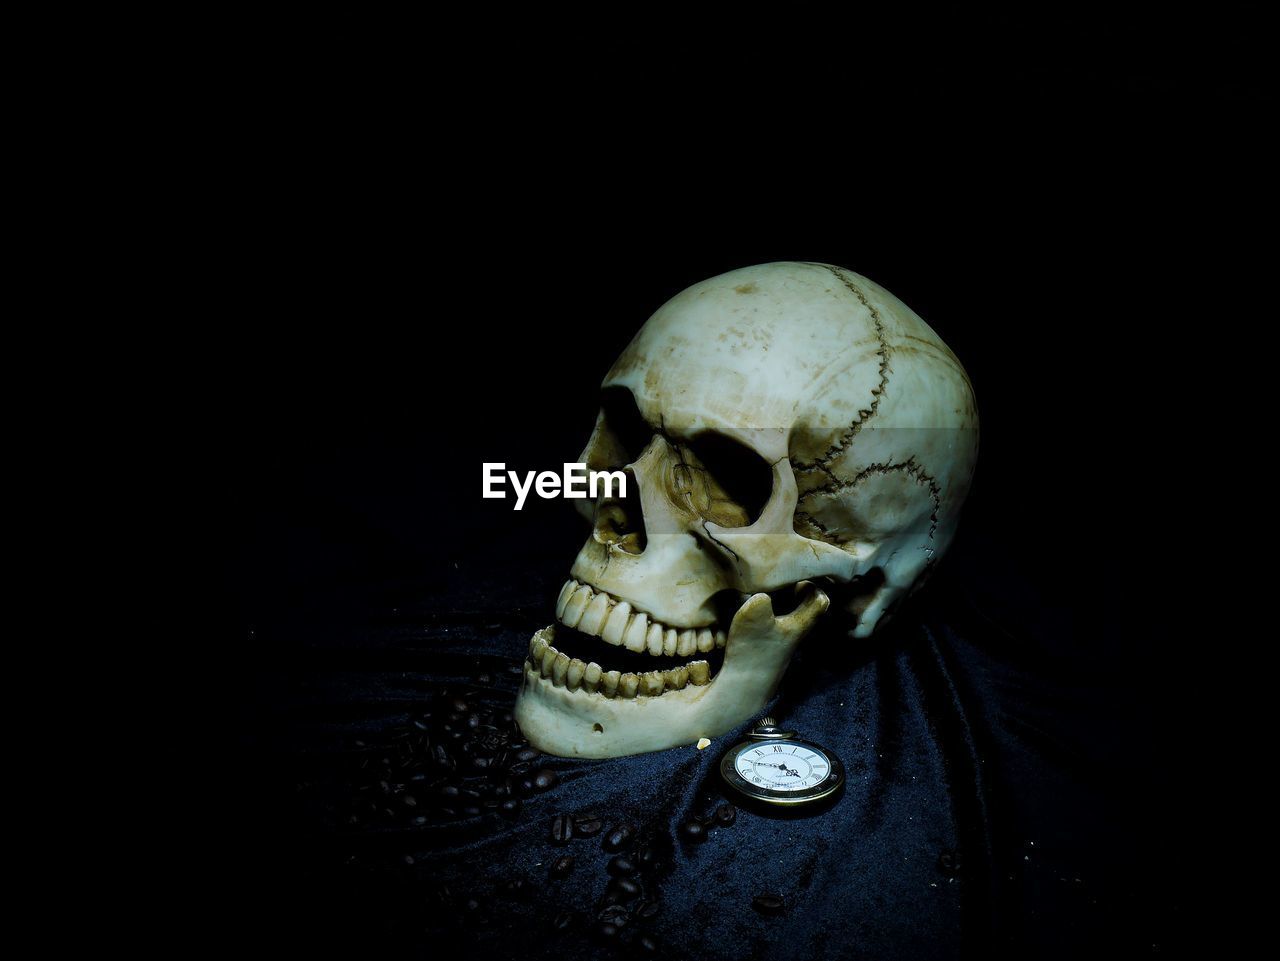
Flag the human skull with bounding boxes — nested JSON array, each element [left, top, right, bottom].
[[515, 262, 978, 758]]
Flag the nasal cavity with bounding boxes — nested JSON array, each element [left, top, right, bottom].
[[593, 468, 647, 555]]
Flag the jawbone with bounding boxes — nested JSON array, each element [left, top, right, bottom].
[[514, 583, 829, 758]]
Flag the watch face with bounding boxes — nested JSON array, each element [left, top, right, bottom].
[[721, 738, 843, 804]]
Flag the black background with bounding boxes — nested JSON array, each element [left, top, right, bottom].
[[206, 38, 1260, 959]]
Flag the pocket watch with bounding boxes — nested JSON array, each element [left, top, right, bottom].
[[719, 717, 845, 807]]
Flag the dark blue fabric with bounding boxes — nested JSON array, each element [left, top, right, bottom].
[[229, 543, 1159, 960]]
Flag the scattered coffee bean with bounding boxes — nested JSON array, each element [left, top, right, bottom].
[[607, 855, 637, 876], [938, 850, 962, 875], [752, 893, 785, 916], [637, 934, 660, 954], [410, 815, 427, 826], [532, 769, 559, 791], [509, 761, 533, 777], [403, 855, 415, 866], [516, 777, 537, 797], [402, 795, 418, 808], [597, 903, 629, 926], [603, 823, 635, 852], [552, 910, 574, 930], [500, 798, 522, 819], [715, 803, 737, 827], [462, 805, 481, 817], [609, 877, 641, 899], [550, 855, 575, 878], [515, 747, 540, 763], [574, 816, 604, 837], [635, 835, 672, 872], [680, 821, 707, 843], [634, 899, 661, 920], [475, 672, 493, 685], [594, 922, 621, 942], [551, 814, 574, 844], [450, 697, 470, 713], [504, 878, 527, 898]]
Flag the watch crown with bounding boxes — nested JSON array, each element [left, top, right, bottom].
[[757, 716, 778, 729]]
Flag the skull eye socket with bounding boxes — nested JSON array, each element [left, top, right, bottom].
[[686, 431, 775, 527], [600, 387, 654, 464]]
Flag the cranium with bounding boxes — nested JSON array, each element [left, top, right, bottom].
[[514, 262, 978, 758]]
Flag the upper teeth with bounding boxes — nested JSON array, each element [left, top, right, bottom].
[[555, 579, 726, 655]]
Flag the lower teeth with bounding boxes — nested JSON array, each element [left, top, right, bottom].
[[528, 628, 711, 696]]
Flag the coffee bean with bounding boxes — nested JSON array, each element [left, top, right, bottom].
[[574, 817, 604, 837], [752, 893, 785, 916], [603, 823, 635, 852], [410, 815, 427, 826], [500, 798, 522, 819], [634, 899, 661, 920], [515, 747, 540, 763], [503, 878, 527, 898], [550, 855, 574, 879], [607, 855, 637, 876], [439, 784, 461, 800], [451, 697, 470, 713], [597, 903, 629, 926], [552, 910, 574, 930], [938, 850, 962, 875], [594, 922, 621, 942], [516, 777, 536, 796], [470, 757, 491, 772], [679, 821, 707, 843], [475, 673, 493, 685], [402, 795, 418, 808], [509, 761, 532, 777], [532, 769, 558, 791], [609, 877, 641, 899], [462, 805, 481, 816], [637, 934, 660, 954], [597, 890, 624, 908], [635, 836, 672, 871], [432, 745, 453, 769], [551, 814, 574, 844], [715, 803, 737, 826]]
